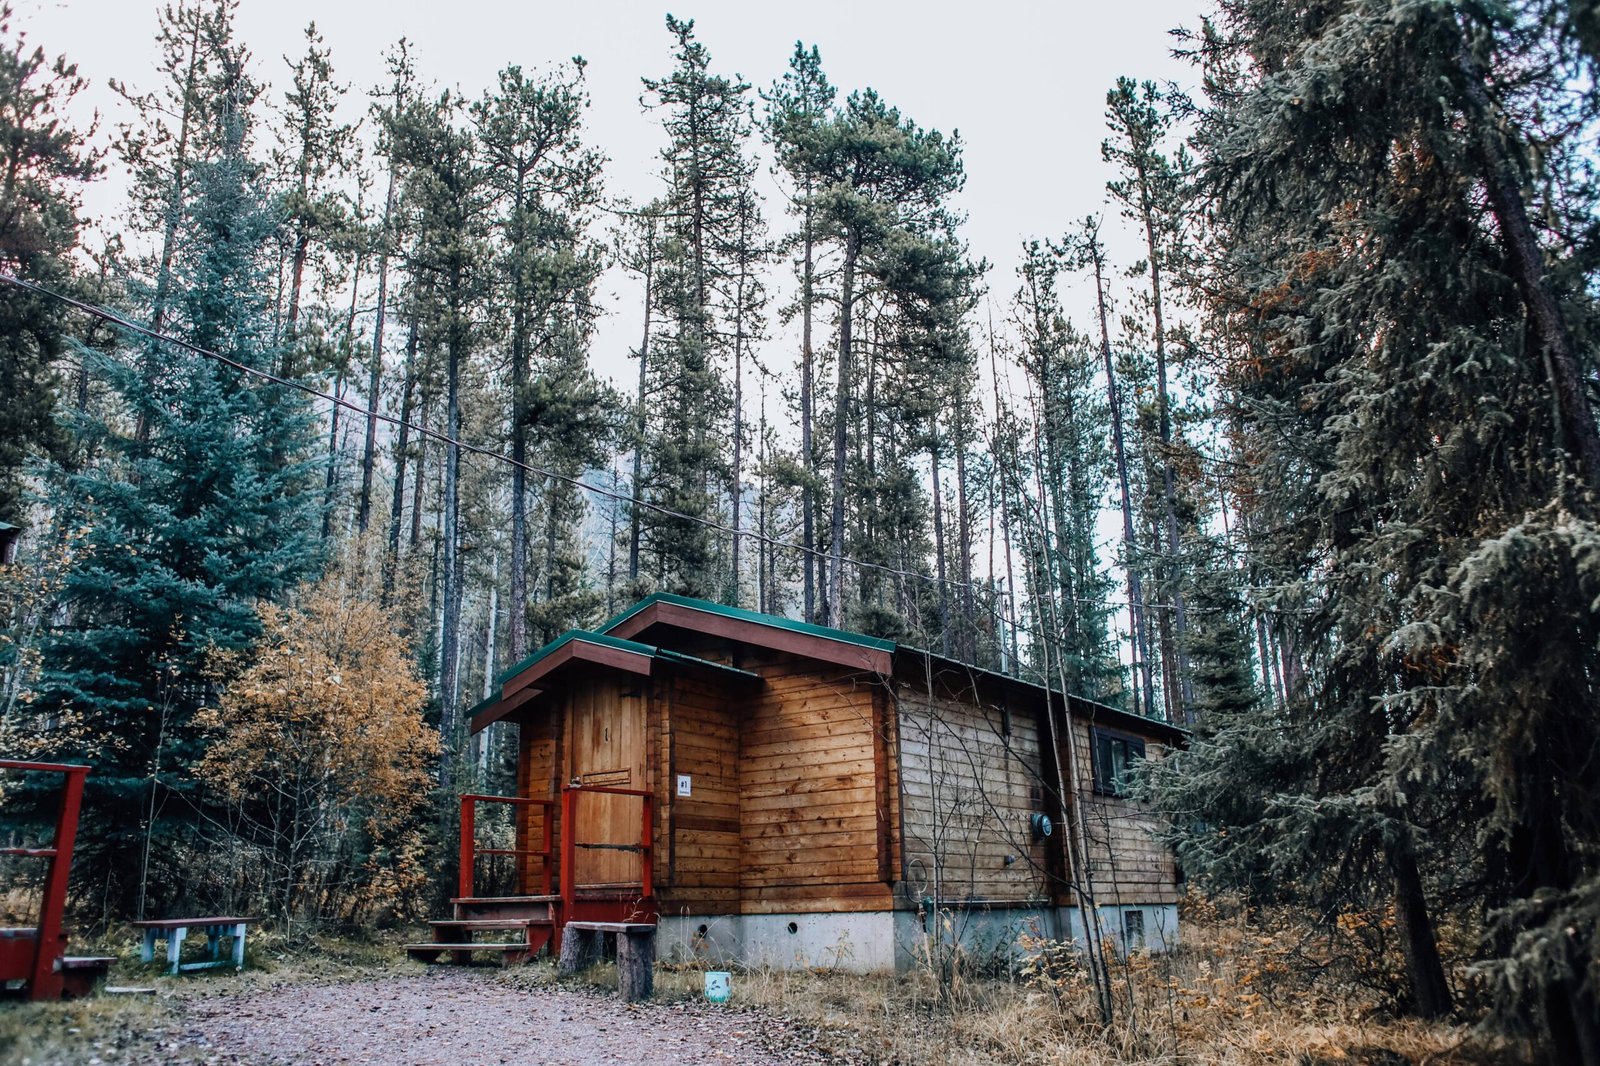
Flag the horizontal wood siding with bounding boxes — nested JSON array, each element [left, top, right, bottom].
[[738, 651, 892, 912], [660, 674, 740, 912], [516, 713, 558, 893], [896, 677, 1054, 905], [1063, 717, 1180, 906]]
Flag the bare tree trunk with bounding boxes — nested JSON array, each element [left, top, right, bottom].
[[359, 162, 399, 534], [628, 219, 655, 583], [953, 395, 975, 663], [1132, 166, 1194, 722], [729, 204, 750, 607], [410, 389, 429, 553], [387, 319, 419, 568], [438, 313, 463, 787], [828, 235, 859, 628], [1088, 236, 1153, 718], [800, 199, 817, 623], [930, 421, 949, 656]]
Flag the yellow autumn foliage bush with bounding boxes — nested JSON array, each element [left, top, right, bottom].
[[196, 573, 439, 928]]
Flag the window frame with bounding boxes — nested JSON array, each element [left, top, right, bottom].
[[1091, 726, 1147, 797]]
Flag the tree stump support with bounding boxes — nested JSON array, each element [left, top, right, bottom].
[[558, 921, 655, 1002]]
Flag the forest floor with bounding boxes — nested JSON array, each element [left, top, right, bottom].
[[0, 921, 1533, 1065]]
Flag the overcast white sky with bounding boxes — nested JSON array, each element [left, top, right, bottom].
[[14, 0, 1202, 393]]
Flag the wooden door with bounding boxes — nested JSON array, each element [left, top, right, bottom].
[[564, 676, 646, 888]]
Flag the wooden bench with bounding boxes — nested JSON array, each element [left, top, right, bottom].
[[557, 921, 655, 1001], [131, 917, 255, 976]]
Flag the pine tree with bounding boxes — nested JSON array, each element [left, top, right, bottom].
[[1104, 77, 1195, 724], [798, 88, 967, 627], [356, 38, 416, 536], [474, 59, 603, 659], [1012, 241, 1119, 698], [635, 17, 757, 599], [0, 5, 98, 525], [764, 43, 834, 623], [271, 20, 355, 374], [395, 89, 489, 780]]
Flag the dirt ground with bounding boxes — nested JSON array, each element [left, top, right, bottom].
[[7, 968, 866, 1066]]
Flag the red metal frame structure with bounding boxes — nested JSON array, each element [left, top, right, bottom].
[[457, 793, 555, 899], [559, 784, 655, 925], [432, 784, 653, 963], [0, 760, 88, 1000]]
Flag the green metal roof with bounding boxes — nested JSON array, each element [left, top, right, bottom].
[[466, 594, 1184, 741], [466, 625, 760, 723], [599, 592, 895, 652]]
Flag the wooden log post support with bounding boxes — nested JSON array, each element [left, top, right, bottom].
[[459, 794, 476, 899], [558, 924, 599, 975], [616, 926, 654, 1002]]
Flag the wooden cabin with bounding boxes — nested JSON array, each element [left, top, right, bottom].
[[463, 593, 1186, 972]]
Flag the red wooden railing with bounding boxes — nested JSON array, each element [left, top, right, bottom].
[[457, 786, 655, 923], [560, 784, 654, 920], [457, 794, 555, 900], [0, 759, 88, 1001]]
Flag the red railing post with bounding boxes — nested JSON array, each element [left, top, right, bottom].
[[26, 764, 84, 1001], [458, 794, 476, 899], [560, 787, 577, 919], [640, 793, 654, 901], [540, 801, 554, 897]]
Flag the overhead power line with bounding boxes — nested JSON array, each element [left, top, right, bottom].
[[1, 270, 1263, 617]]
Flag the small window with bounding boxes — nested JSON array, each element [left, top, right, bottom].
[[1122, 908, 1146, 949], [1093, 728, 1146, 797]]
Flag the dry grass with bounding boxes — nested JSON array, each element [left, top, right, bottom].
[[0, 909, 1538, 1065], [646, 904, 1532, 1066], [0, 924, 414, 1064]]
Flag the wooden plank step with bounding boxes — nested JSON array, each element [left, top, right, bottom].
[[61, 956, 115, 969], [565, 922, 656, 933], [407, 942, 530, 951], [448, 895, 557, 905], [429, 919, 551, 930]]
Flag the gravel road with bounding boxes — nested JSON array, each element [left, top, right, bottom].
[[116, 968, 858, 1065]]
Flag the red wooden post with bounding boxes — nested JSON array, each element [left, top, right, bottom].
[[458, 794, 476, 900], [540, 800, 554, 896], [640, 793, 654, 900], [28, 765, 85, 1001], [560, 787, 577, 918]]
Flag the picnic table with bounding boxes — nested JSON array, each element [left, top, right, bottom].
[[132, 917, 256, 976]]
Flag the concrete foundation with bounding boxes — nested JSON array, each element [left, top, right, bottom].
[[657, 902, 1178, 974]]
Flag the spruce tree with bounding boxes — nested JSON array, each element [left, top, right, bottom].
[[36, 32, 320, 911], [1151, 1, 1600, 1049]]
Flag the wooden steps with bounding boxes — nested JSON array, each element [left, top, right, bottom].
[[406, 897, 557, 966]]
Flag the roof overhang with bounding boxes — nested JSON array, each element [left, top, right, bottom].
[[468, 629, 760, 734], [894, 646, 1191, 746], [603, 593, 894, 674]]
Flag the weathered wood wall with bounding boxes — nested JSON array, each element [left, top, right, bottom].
[[1062, 717, 1180, 906], [895, 671, 1056, 906]]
